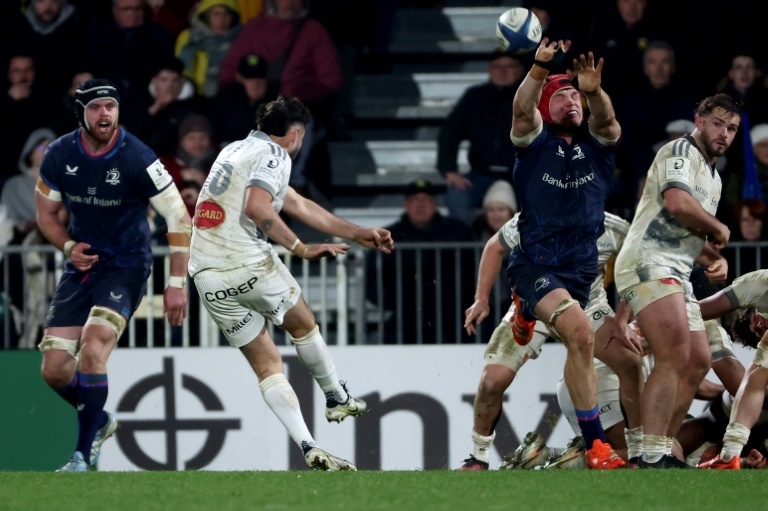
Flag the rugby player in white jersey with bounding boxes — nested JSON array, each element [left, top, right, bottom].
[[459, 211, 645, 469], [615, 93, 740, 468], [694, 270, 768, 468], [188, 96, 395, 471]]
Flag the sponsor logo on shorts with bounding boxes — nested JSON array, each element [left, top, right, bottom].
[[591, 307, 612, 321], [226, 312, 254, 334], [624, 290, 636, 302], [258, 296, 288, 316], [599, 403, 612, 414], [194, 200, 226, 229], [110, 291, 123, 301], [534, 277, 550, 292], [204, 277, 258, 302]]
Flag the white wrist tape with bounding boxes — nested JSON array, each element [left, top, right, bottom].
[[168, 276, 187, 288]]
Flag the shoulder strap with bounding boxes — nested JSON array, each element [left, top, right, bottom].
[[266, 18, 308, 87]]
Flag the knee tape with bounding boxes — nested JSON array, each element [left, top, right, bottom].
[[84, 306, 127, 339], [290, 325, 320, 345], [38, 335, 79, 357], [547, 299, 578, 339]]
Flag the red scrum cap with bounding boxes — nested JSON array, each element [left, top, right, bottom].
[[538, 74, 574, 124]]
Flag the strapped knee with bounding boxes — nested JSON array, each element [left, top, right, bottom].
[[290, 325, 320, 345], [38, 335, 79, 357], [547, 299, 578, 339], [84, 306, 127, 339]]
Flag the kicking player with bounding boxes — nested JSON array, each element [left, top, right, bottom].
[[460, 212, 644, 470], [507, 37, 625, 468], [35, 79, 192, 471], [615, 93, 740, 468], [188, 96, 394, 471]]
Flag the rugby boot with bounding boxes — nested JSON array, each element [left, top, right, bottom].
[[326, 381, 368, 423], [458, 455, 489, 471], [696, 455, 740, 470], [586, 439, 626, 469], [304, 447, 356, 471], [501, 431, 549, 469], [637, 454, 689, 469], [543, 436, 586, 469], [90, 411, 119, 466], [56, 451, 90, 472], [511, 294, 535, 346]]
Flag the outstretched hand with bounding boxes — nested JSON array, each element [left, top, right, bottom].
[[568, 52, 603, 93], [534, 38, 571, 66], [302, 243, 351, 260], [354, 227, 395, 254], [464, 299, 490, 336]]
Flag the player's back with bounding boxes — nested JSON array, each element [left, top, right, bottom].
[[189, 131, 292, 276]]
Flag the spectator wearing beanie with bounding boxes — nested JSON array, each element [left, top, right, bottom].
[[210, 54, 269, 144], [472, 180, 518, 242]]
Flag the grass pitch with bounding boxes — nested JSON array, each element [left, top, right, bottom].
[[2, 470, 767, 511]]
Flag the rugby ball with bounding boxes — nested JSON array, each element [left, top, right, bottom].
[[496, 7, 542, 55]]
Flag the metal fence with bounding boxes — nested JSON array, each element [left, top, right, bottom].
[[2, 241, 765, 349]]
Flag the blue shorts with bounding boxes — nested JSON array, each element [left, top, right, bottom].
[[506, 251, 595, 321], [45, 266, 150, 328]]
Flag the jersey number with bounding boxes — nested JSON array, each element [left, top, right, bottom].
[[208, 162, 233, 195]]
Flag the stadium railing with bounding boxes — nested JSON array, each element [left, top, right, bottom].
[[2, 241, 765, 349]]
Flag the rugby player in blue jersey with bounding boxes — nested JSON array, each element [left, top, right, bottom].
[[507, 39, 624, 468], [34, 79, 192, 471]]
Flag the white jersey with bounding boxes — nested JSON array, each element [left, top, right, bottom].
[[498, 211, 630, 306], [615, 136, 722, 291], [724, 270, 768, 315], [189, 131, 291, 276]]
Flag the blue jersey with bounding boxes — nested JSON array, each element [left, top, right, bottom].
[[511, 125, 616, 269], [39, 128, 173, 270]]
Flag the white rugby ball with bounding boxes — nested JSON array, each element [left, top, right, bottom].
[[496, 7, 542, 55]]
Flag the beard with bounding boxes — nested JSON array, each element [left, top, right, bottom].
[[88, 122, 117, 144], [700, 130, 728, 159]]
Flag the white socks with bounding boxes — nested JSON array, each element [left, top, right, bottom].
[[641, 434, 670, 463], [625, 427, 643, 460], [291, 326, 348, 403], [471, 430, 496, 463], [721, 423, 750, 461], [259, 373, 315, 450]]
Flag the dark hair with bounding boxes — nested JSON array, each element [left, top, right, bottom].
[[255, 96, 310, 136], [734, 198, 766, 225], [694, 92, 742, 118], [731, 308, 761, 349]]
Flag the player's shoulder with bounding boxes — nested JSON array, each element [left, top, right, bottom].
[[603, 211, 630, 235], [656, 135, 700, 161], [733, 269, 768, 286]]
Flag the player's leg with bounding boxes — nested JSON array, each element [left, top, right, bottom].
[[669, 330, 710, 439], [626, 280, 691, 467], [535, 288, 624, 468], [460, 314, 549, 469], [39, 327, 81, 404], [700, 363, 768, 469], [590, 307, 645, 462], [195, 268, 354, 471], [281, 295, 366, 422]]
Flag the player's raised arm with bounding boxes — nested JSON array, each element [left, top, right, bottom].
[[511, 38, 569, 139], [572, 51, 621, 142]]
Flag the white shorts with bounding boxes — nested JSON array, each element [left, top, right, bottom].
[[621, 277, 704, 332], [193, 252, 301, 348], [484, 299, 614, 372], [557, 364, 624, 434]]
